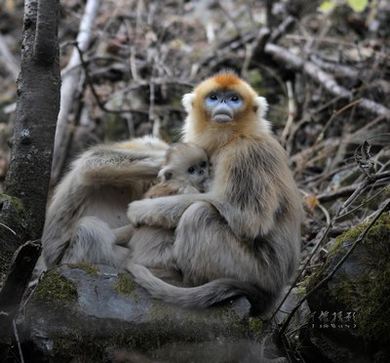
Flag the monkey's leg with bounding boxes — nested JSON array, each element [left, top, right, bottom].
[[129, 227, 176, 271], [127, 227, 182, 284], [61, 216, 128, 267], [174, 202, 261, 286]]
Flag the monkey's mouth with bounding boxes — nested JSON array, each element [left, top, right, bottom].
[[212, 112, 233, 123]]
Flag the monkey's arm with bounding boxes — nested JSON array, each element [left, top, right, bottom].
[[127, 193, 213, 229], [79, 144, 167, 187], [128, 139, 292, 239]]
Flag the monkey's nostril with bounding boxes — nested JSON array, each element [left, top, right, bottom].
[[199, 170, 204, 175]]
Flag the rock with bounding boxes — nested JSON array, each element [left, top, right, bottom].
[[300, 213, 390, 363], [17, 263, 273, 362]]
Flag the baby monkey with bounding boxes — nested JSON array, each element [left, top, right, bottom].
[[145, 142, 209, 198], [118, 143, 209, 278]]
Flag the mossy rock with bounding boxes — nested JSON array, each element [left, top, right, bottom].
[[302, 213, 390, 362], [114, 272, 137, 296], [18, 264, 268, 362], [67, 262, 99, 276], [329, 213, 390, 344], [34, 270, 78, 304]]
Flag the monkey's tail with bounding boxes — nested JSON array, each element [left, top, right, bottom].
[[126, 263, 274, 311]]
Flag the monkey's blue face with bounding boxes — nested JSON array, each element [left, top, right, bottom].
[[204, 91, 243, 123]]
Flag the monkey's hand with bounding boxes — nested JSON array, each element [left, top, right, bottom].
[[128, 194, 207, 229]]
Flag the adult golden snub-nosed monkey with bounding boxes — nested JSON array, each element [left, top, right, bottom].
[[126, 71, 303, 313]]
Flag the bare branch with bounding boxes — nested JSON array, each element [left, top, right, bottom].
[[264, 43, 390, 119], [51, 0, 101, 184]]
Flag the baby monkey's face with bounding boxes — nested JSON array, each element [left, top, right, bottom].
[[159, 143, 210, 192]]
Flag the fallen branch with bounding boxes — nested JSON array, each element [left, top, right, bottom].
[[309, 54, 359, 79], [317, 171, 390, 203], [281, 81, 296, 145], [0, 35, 19, 81], [196, 17, 295, 76], [264, 43, 390, 119], [51, 0, 101, 185], [73, 42, 149, 117]]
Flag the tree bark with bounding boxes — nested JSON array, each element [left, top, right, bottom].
[[0, 0, 60, 350], [3, 0, 61, 243]]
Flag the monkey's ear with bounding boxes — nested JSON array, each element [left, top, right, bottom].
[[182, 93, 195, 112], [254, 96, 272, 132], [158, 167, 173, 181], [254, 96, 269, 118]]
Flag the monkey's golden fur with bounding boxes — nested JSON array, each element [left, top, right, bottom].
[[126, 72, 302, 311]]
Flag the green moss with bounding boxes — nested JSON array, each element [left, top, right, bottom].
[[0, 193, 25, 212], [68, 262, 98, 276], [114, 273, 137, 296], [328, 212, 390, 257], [295, 284, 307, 297], [329, 223, 366, 256], [248, 317, 264, 339], [0, 193, 28, 232], [35, 270, 77, 303]]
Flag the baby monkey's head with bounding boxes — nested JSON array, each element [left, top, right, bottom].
[[158, 143, 209, 192]]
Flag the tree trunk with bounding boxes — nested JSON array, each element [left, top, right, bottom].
[[0, 0, 60, 338], [3, 0, 60, 244]]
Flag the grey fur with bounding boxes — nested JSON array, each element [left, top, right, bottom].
[[41, 136, 169, 269]]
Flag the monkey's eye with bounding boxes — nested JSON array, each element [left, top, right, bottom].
[[231, 95, 240, 102], [163, 171, 173, 180], [188, 166, 196, 174], [207, 94, 218, 101], [200, 161, 207, 168]]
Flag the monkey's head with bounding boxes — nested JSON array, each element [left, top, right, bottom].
[[182, 71, 270, 140], [158, 143, 209, 192]]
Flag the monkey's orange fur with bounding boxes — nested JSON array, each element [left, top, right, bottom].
[[213, 72, 241, 87]]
